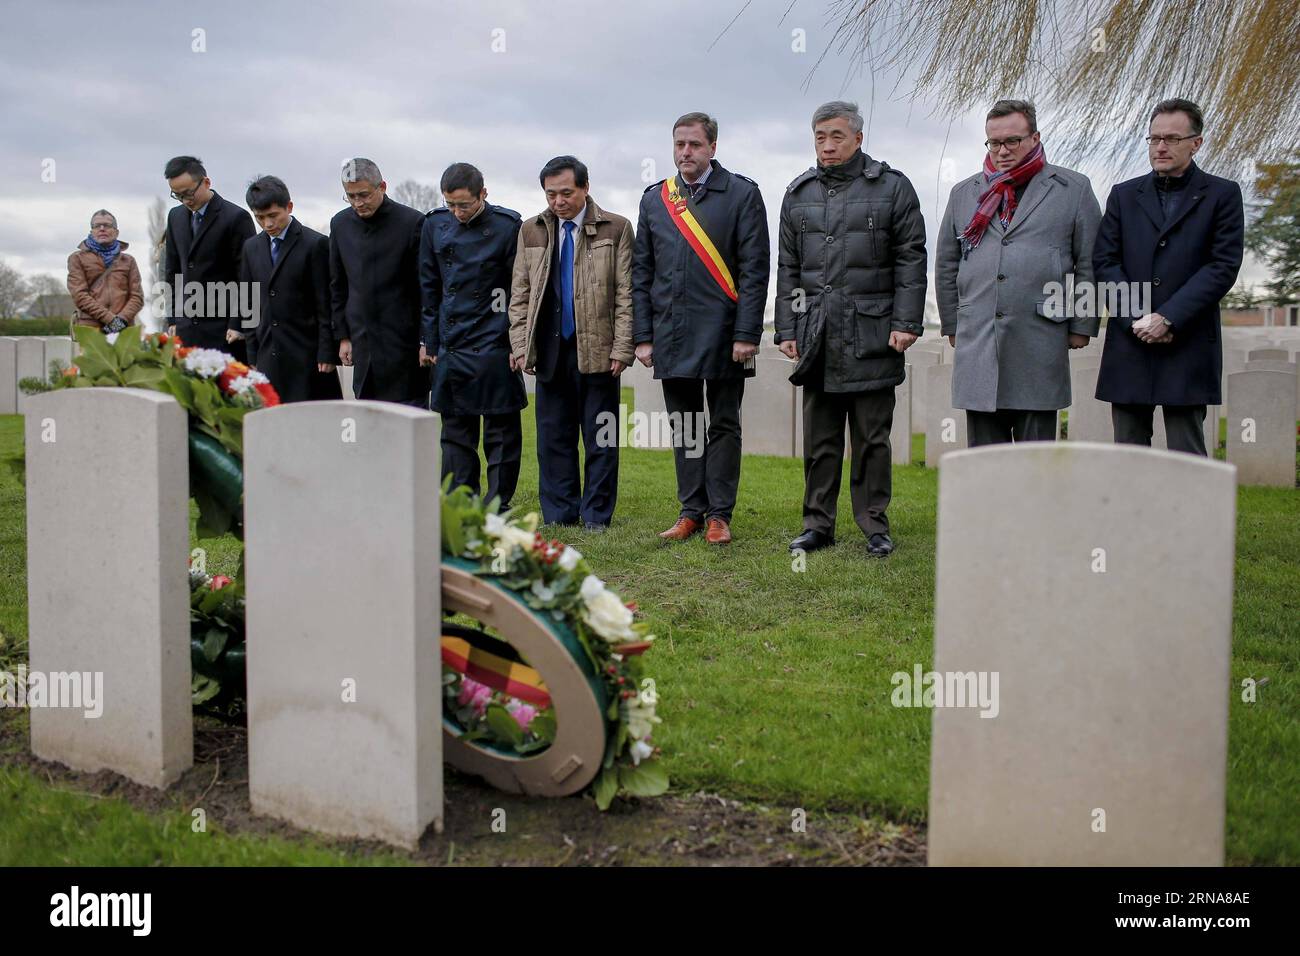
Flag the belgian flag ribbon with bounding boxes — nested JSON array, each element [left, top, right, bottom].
[[660, 175, 738, 302]]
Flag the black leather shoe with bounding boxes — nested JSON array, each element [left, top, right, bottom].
[[866, 533, 894, 558], [790, 529, 834, 552]]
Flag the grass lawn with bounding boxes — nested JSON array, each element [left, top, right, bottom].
[[0, 395, 1296, 865]]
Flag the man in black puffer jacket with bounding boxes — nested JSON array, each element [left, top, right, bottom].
[[775, 101, 927, 558]]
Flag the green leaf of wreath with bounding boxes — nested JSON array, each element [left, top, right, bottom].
[[617, 760, 669, 798], [485, 703, 524, 747], [593, 767, 619, 810]]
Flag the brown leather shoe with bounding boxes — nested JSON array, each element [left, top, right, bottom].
[[705, 518, 732, 545], [658, 517, 702, 541]]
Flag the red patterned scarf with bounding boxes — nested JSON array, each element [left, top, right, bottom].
[[959, 142, 1045, 257]]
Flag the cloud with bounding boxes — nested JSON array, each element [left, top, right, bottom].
[[0, 0, 1270, 290]]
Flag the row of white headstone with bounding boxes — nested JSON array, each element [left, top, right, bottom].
[[0, 336, 75, 415], [620, 335, 1298, 486], [22, 387, 1242, 863]]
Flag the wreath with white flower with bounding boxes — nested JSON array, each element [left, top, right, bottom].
[[441, 481, 668, 809]]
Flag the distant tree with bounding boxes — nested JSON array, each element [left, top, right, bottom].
[[824, 0, 1299, 173], [1222, 282, 1262, 310], [0, 261, 29, 319], [391, 179, 439, 213], [26, 274, 67, 318], [147, 196, 168, 287], [1245, 153, 1300, 305]]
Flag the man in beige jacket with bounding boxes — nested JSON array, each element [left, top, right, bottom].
[[509, 156, 634, 529], [67, 209, 144, 334]]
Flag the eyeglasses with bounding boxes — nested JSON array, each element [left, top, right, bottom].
[[1145, 134, 1199, 146], [985, 136, 1030, 151], [344, 189, 377, 204], [169, 181, 206, 202]]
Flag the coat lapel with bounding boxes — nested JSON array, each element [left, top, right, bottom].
[[1156, 164, 1209, 238], [1002, 168, 1059, 238], [1135, 172, 1165, 231], [188, 192, 224, 257]]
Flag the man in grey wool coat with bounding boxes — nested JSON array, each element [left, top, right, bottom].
[[936, 99, 1102, 446]]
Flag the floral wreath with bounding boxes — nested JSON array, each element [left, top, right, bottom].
[[42, 327, 667, 810]]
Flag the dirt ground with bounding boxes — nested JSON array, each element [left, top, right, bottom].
[[0, 712, 927, 866]]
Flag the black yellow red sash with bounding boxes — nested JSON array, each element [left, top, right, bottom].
[[441, 635, 552, 708], [660, 176, 738, 301]]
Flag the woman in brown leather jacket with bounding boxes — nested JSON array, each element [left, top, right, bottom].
[[66, 209, 143, 333]]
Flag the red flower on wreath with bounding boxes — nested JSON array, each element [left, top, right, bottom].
[[253, 381, 280, 407]]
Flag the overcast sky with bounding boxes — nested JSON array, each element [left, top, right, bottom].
[[0, 0, 1266, 318]]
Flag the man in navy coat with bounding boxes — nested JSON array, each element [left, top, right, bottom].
[[419, 163, 527, 510], [1094, 98, 1244, 454]]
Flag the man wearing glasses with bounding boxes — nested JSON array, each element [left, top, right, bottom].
[[162, 155, 256, 357], [935, 99, 1101, 447], [1094, 98, 1244, 455], [329, 157, 430, 405], [419, 163, 526, 510]]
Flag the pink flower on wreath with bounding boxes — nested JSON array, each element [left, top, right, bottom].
[[507, 700, 538, 731], [457, 676, 493, 716], [209, 575, 233, 590]]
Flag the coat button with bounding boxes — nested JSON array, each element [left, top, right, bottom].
[[997, 274, 1005, 281], [996, 311, 1004, 318], [270, 290, 276, 296], [1001, 239, 1009, 246], [827, 188, 836, 196], [824, 284, 833, 293], [1158, 239, 1167, 247], [1153, 277, 1161, 286], [825, 235, 835, 243]]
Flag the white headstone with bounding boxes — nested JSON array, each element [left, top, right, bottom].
[[244, 400, 443, 848], [628, 364, 671, 449], [15, 337, 45, 415], [1247, 348, 1289, 362], [906, 348, 941, 434], [42, 336, 74, 371], [1066, 365, 1110, 442], [891, 376, 912, 465], [24, 389, 192, 787], [336, 363, 355, 400], [930, 442, 1236, 865], [1226, 370, 1298, 487], [743, 357, 797, 457], [0, 338, 17, 415], [925, 362, 967, 467]]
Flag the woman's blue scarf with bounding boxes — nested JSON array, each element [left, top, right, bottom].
[[84, 234, 121, 268]]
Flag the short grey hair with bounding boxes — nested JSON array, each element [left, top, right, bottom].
[[90, 209, 117, 228], [341, 158, 383, 186], [812, 100, 863, 134]]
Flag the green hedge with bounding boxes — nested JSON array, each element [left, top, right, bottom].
[[0, 318, 70, 336]]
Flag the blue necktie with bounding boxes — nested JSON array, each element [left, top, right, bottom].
[[191, 209, 204, 236], [560, 220, 575, 340], [271, 236, 281, 267]]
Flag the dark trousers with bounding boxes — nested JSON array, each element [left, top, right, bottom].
[[966, 408, 1058, 447], [661, 377, 744, 523], [803, 386, 894, 537], [1111, 403, 1207, 456], [534, 339, 621, 526], [441, 411, 522, 509]]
